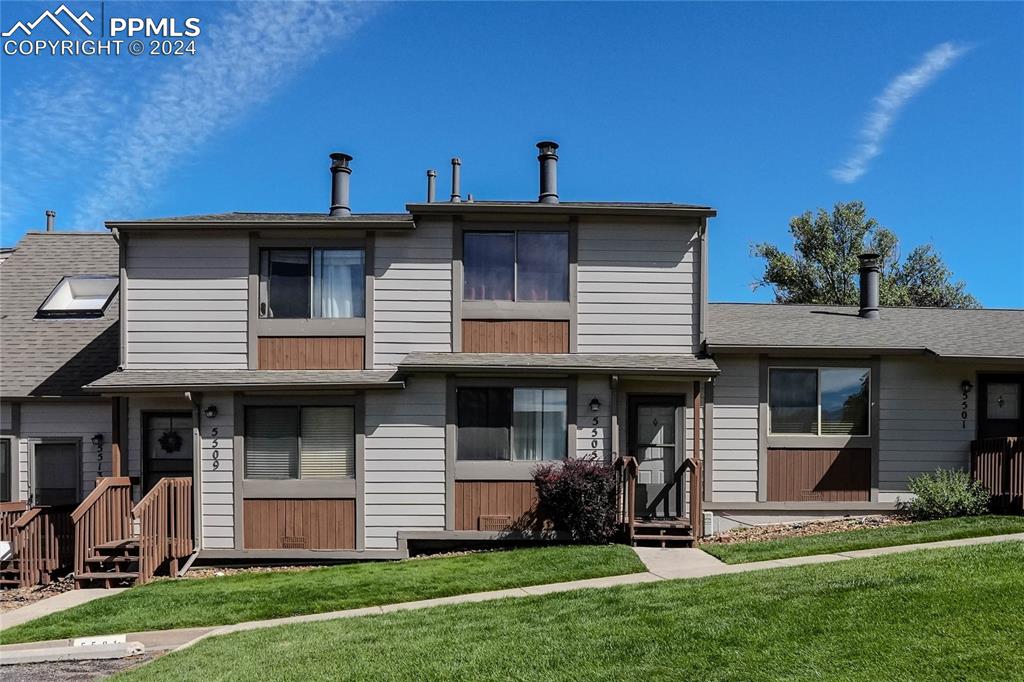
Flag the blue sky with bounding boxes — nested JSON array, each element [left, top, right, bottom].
[[2, 1, 1022, 306]]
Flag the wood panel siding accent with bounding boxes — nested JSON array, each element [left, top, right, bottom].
[[243, 499, 356, 550], [767, 448, 870, 502], [257, 337, 364, 370], [461, 320, 569, 354], [454, 481, 538, 531]]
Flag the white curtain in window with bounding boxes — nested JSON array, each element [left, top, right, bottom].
[[314, 249, 363, 318], [245, 408, 299, 479], [512, 388, 567, 462], [300, 407, 355, 478]]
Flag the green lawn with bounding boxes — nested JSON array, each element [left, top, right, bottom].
[[0, 545, 643, 645], [701, 514, 1024, 564], [118, 542, 1024, 681]]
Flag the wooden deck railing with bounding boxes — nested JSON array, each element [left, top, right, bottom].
[[0, 501, 29, 544], [133, 477, 194, 584], [971, 436, 1023, 514], [11, 505, 75, 586], [613, 456, 638, 543], [71, 477, 133, 579]]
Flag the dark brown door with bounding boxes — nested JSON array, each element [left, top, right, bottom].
[[978, 374, 1024, 439], [628, 395, 685, 518], [143, 413, 194, 494]]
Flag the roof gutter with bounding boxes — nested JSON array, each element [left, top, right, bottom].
[[405, 203, 717, 218], [83, 381, 406, 396], [104, 218, 416, 231]]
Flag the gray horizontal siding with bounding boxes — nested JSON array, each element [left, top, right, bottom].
[[576, 376, 612, 461], [577, 220, 700, 354], [373, 221, 453, 367], [710, 356, 759, 502], [20, 401, 111, 499], [877, 358, 975, 502], [125, 234, 248, 369], [364, 376, 447, 549], [199, 394, 234, 549]]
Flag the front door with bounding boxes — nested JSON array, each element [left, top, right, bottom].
[[33, 442, 79, 506], [629, 396, 684, 517], [143, 413, 194, 494]]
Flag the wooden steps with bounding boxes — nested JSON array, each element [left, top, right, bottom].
[[0, 560, 20, 589], [75, 535, 141, 588], [630, 517, 695, 548]]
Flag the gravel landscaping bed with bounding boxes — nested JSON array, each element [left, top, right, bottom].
[[0, 575, 75, 614], [701, 514, 911, 546]]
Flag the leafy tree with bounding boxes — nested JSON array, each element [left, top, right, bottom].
[[753, 201, 979, 308]]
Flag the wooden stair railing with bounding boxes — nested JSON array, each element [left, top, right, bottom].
[[0, 501, 29, 588], [71, 477, 133, 587], [641, 458, 703, 539], [133, 477, 194, 584], [971, 436, 1023, 514], [11, 505, 75, 587], [613, 456, 638, 544]]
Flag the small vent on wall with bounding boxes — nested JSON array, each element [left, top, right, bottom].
[[479, 515, 513, 532]]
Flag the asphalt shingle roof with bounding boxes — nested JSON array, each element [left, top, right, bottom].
[[0, 232, 120, 397], [400, 353, 720, 375], [708, 303, 1024, 359]]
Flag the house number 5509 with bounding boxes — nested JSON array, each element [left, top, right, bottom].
[[210, 426, 220, 470]]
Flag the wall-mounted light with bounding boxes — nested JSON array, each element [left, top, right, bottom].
[[961, 380, 974, 394], [90, 433, 104, 447], [589, 398, 601, 413], [204, 405, 218, 419]]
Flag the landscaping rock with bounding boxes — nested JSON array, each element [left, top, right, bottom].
[[702, 515, 911, 545]]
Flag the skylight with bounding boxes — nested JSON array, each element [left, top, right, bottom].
[[38, 275, 118, 317]]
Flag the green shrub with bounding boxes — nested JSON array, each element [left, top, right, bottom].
[[898, 469, 990, 520]]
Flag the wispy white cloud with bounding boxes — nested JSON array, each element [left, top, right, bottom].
[[0, 2, 377, 232], [831, 41, 971, 184]]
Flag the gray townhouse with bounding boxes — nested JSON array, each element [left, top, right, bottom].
[[1, 141, 1021, 586]]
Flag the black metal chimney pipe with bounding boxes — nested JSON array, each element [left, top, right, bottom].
[[858, 253, 880, 319], [450, 158, 462, 203], [329, 153, 352, 217], [45, 210, 56, 232], [426, 170, 437, 203], [537, 141, 559, 204]]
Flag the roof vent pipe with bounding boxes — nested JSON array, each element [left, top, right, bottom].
[[537, 140, 559, 204], [45, 210, 56, 232], [426, 170, 437, 203], [858, 253, 880, 319], [329, 153, 352, 217], [450, 158, 462, 203]]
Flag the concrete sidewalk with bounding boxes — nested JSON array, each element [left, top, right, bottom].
[[1, 590, 126, 631], [2, 532, 1021, 663]]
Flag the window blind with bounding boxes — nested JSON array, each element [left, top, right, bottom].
[[245, 407, 299, 479], [300, 407, 355, 478]]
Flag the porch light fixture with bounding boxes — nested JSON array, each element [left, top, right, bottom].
[[961, 380, 974, 394], [204, 405, 218, 419], [90, 433, 104, 446], [589, 398, 601, 412]]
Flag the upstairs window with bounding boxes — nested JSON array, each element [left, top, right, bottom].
[[457, 387, 567, 461], [244, 406, 355, 480], [259, 248, 364, 319], [37, 275, 117, 317], [769, 367, 870, 436], [463, 231, 568, 302]]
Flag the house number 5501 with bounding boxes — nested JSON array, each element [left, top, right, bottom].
[[961, 389, 969, 429]]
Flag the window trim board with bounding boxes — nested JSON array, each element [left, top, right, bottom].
[[767, 365, 872, 438]]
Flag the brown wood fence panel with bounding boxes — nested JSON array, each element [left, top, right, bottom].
[[0, 501, 28, 543], [971, 436, 1023, 514], [243, 499, 356, 549], [258, 337, 364, 370], [454, 481, 538, 531], [767, 448, 871, 502], [461, 320, 569, 353]]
